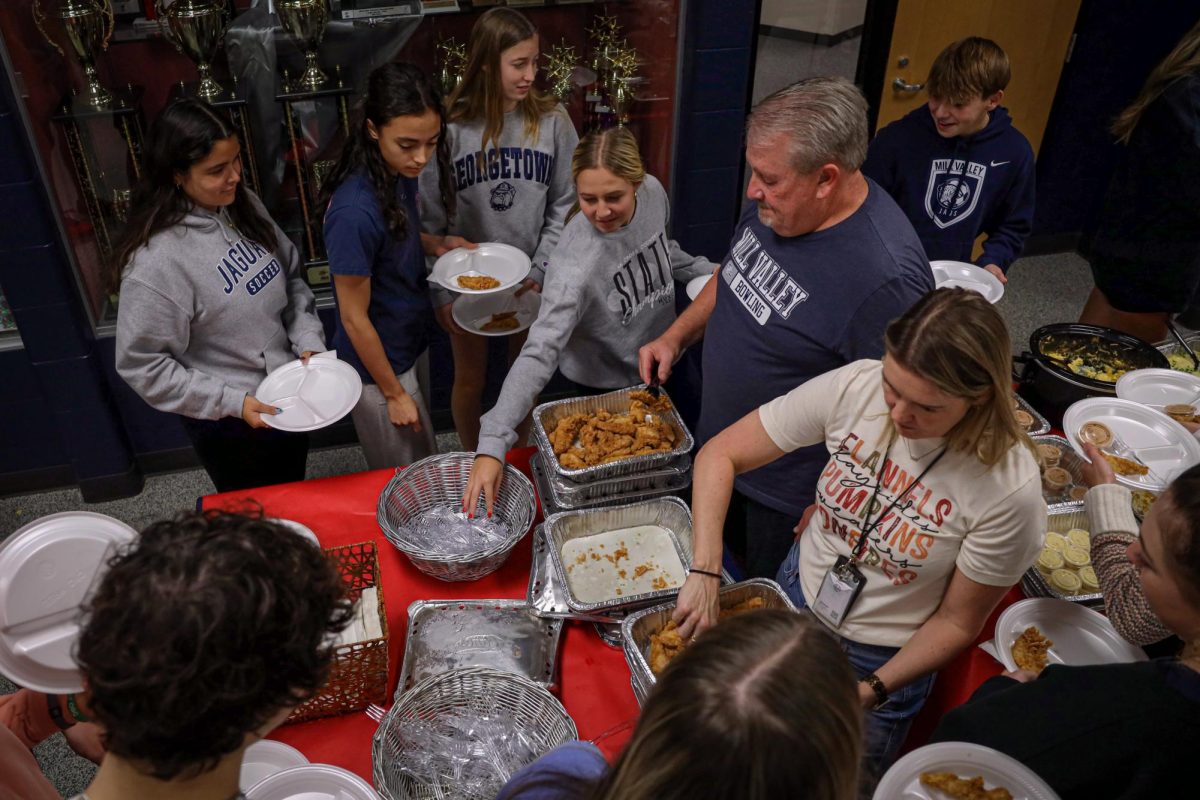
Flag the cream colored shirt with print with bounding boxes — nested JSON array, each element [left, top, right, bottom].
[[760, 359, 1045, 647]]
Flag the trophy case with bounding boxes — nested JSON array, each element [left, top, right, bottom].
[[0, 0, 684, 326]]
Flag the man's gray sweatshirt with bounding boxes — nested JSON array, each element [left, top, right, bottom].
[[115, 193, 326, 421], [419, 106, 579, 300], [476, 175, 714, 460]]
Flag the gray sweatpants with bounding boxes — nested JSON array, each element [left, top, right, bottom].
[[349, 351, 436, 470]]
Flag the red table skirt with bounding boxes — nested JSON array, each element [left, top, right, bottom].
[[202, 447, 1019, 778]]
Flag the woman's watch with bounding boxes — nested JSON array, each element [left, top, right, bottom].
[[861, 673, 889, 708]]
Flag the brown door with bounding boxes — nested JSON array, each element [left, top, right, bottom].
[[878, 0, 1081, 156]]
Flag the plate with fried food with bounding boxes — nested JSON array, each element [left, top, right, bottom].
[[874, 742, 1058, 800], [452, 286, 541, 337], [431, 242, 531, 294], [1063, 397, 1200, 493], [994, 598, 1145, 674]]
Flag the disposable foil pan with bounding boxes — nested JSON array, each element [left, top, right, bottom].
[[1156, 333, 1200, 371], [532, 385, 695, 483], [1020, 507, 1103, 605], [1015, 392, 1051, 437], [620, 579, 797, 702], [395, 599, 563, 698], [544, 496, 695, 615], [526, 525, 622, 623], [530, 453, 690, 513], [1031, 434, 1090, 512], [545, 454, 692, 501]]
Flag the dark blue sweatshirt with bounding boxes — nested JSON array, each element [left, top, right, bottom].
[[863, 105, 1035, 272]]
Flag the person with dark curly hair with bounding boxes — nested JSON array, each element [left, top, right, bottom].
[[69, 511, 353, 800]]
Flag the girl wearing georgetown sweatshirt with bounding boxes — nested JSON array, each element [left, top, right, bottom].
[[462, 128, 714, 512], [112, 99, 326, 492], [419, 6, 580, 451]]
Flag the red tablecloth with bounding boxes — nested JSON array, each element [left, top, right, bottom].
[[201, 448, 639, 782]]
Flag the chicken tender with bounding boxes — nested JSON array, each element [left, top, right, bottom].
[[550, 414, 588, 455], [1011, 626, 1053, 673], [456, 274, 501, 290], [548, 391, 682, 469], [647, 597, 769, 675], [919, 772, 1012, 800]]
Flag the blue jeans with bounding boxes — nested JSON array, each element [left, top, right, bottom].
[[776, 541, 936, 784]]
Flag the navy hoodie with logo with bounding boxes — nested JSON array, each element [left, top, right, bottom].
[[863, 105, 1035, 272]]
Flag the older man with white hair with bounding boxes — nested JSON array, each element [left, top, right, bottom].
[[641, 77, 933, 580]]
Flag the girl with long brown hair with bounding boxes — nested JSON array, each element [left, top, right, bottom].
[[677, 287, 1046, 781]]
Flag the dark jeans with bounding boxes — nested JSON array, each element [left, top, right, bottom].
[[722, 488, 800, 579], [180, 415, 309, 493]]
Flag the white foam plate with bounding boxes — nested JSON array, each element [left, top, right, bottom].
[[246, 764, 381, 800], [256, 354, 363, 433], [994, 597, 1146, 673], [240, 740, 309, 792], [874, 742, 1059, 800], [431, 243, 531, 294], [685, 273, 712, 300], [1115, 367, 1200, 410], [269, 519, 321, 548], [1062, 396, 1200, 492], [452, 286, 542, 337], [930, 260, 1004, 303], [0, 512, 137, 693]]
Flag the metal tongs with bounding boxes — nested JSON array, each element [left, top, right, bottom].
[[1168, 319, 1200, 371]]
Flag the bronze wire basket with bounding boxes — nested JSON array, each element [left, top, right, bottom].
[[286, 540, 389, 725], [376, 452, 538, 582]]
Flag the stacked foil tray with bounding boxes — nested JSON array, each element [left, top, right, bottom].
[[530, 452, 690, 515]]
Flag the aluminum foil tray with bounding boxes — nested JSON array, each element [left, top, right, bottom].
[[1031, 434, 1090, 513], [526, 525, 622, 623], [532, 385, 695, 483], [620, 579, 796, 701], [1020, 507, 1103, 604], [1015, 391, 1051, 437], [530, 454, 689, 514], [1156, 332, 1200, 374], [395, 599, 563, 698], [544, 496, 695, 615], [542, 453, 691, 502]]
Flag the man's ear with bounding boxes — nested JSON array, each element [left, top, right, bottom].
[[815, 163, 841, 198]]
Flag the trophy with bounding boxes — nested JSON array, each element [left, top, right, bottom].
[[609, 44, 641, 128], [544, 40, 577, 104], [156, 0, 228, 103], [434, 37, 467, 98], [277, 0, 330, 92], [32, 0, 115, 109]]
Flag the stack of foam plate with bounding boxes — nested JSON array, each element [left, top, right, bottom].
[[245, 763, 381, 800]]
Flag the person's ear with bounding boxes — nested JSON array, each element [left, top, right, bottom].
[[366, 120, 380, 142], [814, 163, 840, 198], [985, 90, 1003, 111]]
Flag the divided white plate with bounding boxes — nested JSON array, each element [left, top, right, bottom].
[[685, 273, 712, 300], [1062, 397, 1200, 492], [930, 260, 1004, 303], [256, 355, 363, 433], [1115, 367, 1200, 409], [246, 764, 381, 800], [452, 286, 542, 337], [240, 740, 309, 792], [874, 742, 1059, 800], [431, 243, 531, 294], [0, 512, 137, 693], [268, 519, 321, 548], [994, 597, 1146, 673]]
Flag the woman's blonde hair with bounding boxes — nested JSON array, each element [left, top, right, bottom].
[[566, 127, 645, 222], [1112, 19, 1200, 144], [883, 287, 1034, 467], [448, 6, 560, 152]]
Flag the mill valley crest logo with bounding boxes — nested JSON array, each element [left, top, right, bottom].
[[924, 159, 987, 228]]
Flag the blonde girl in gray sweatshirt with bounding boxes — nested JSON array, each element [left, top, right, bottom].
[[111, 99, 325, 492], [461, 128, 715, 513], [419, 6, 580, 451]]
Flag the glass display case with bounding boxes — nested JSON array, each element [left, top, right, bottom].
[[0, 0, 683, 328]]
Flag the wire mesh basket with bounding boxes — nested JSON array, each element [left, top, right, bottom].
[[377, 453, 537, 582], [372, 666, 578, 800]]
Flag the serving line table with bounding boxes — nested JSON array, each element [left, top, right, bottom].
[[201, 447, 1022, 777]]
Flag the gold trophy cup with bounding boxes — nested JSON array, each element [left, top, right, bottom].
[[277, 0, 330, 92], [156, 0, 228, 103], [33, 0, 115, 109]]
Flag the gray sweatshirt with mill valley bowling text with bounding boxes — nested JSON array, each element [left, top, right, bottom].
[[476, 175, 715, 461], [115, 192, 326, 421]]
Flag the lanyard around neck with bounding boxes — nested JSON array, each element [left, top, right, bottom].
[[850, 434, 946, 564]]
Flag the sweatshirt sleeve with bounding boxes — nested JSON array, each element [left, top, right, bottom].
[[977, 142, 1035, 272], [528, 110, 580, 286], [418, 151, 456, 308], [116, 276, 246, 420], [477, 256, 584, 461]]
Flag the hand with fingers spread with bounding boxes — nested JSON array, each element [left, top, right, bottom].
[[241, 395, 279, 429], [670, 571, 722, 640], [462, 454, 504, 518]]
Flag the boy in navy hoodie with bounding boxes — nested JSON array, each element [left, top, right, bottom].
[[864, 37, 1035, 283]]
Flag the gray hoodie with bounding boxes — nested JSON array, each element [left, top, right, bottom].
[[115, 192, 326, 421], [419, 105, 579, 297], [477, 175, 714, 460]]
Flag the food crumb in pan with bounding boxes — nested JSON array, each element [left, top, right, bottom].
[[652, 575, 670, 590]]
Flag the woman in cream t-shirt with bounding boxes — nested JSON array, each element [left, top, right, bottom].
[[675, 288, 1045, 779]]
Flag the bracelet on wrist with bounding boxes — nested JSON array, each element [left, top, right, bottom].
[[860, 673, 889, 708], [688, 567, 722, 580], [65, 693, 89, 723], [45, 694, 73, 731]]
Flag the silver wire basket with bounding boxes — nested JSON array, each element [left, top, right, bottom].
[[372, 666, 578, 800], [377, 453, 537, 582]]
